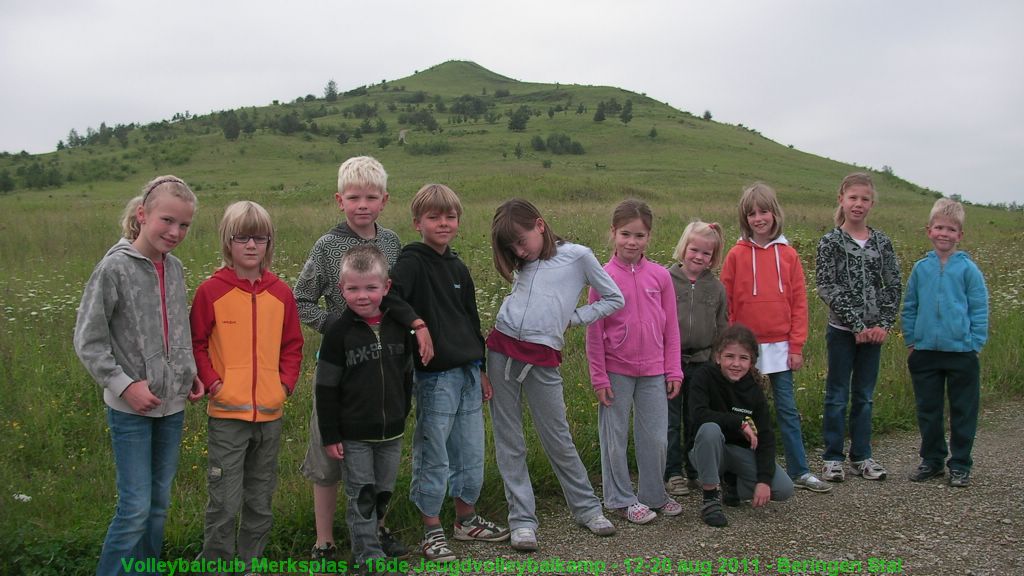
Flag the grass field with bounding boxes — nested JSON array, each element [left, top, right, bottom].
[[1, 61, 1022, 573]]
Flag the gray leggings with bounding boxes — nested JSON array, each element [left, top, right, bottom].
[[689, 422, 794, 501]]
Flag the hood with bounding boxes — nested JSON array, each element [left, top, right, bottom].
[[330, 220, 383, 241], [106, 237, 150, 261], [668, 262, 713, 284], [401, 241, 458, 261], [736, 235, 789, 296], [208, 266, 279, 294]]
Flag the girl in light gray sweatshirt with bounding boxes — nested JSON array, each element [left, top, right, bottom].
[[485, 198, 624, 552]]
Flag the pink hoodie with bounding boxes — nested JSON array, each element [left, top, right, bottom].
[[586, 255, 683, 390]]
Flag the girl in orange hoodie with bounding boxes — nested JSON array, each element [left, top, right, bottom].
[[721, 183, 831, 493]]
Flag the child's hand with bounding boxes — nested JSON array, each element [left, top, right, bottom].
[[415, 327, 434, 365], [595, 388, 614, 407], [752, 482, 771, 508], [282, 384, 290, 397], [326, 443, 344, 460], [741, 422, 758, 450], [666, 380, 681, 400], [869, 327, 889, 344], [480, 372, 493, 402], [187, 376, 205, 403], [122, 380, 161, 413], [206, 379, 223, 397], [788, 353, 803, 371]]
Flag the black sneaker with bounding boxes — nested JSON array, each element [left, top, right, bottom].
[[909, 462, 944, 482], [700, 493, 728, 528], [378, 526, 410, 559], [948, 469, 970, 488], [311, 542, 337, 561]]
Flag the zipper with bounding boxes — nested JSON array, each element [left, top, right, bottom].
[[374, 326, 386, 439], [251, 291, 258, 422]]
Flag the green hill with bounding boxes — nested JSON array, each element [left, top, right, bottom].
[[0, 60, 1021, 572]]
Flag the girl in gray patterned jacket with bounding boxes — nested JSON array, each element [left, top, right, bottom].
[[815, 173, 902, 484], [74, 176, 202, 575]]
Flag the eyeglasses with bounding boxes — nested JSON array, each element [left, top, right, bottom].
[[231, 235, 271, 245]]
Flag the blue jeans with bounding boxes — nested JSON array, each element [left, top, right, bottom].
[[409, 365, 485, 518], [342, 438, 402, 564], [97, 408, 185, 576], [823, 325, 882, 462], [768, 370, 810, 479]]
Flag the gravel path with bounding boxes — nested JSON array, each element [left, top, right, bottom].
[[440, 399, 1023, 576]]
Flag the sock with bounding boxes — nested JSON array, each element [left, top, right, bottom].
[[456, 513, 477, 526]]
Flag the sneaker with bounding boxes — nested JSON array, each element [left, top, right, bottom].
[[821, 460, 846, 482], [420, 528, 456, 562], [700, 493, 728, 527], [665, 475, 690, 496], [909, 461, 945, 482], [583, 514, 617, 536], [613, 502, 656, 524], [510, 527, 538, 552], [655, 498, 684, 517], [453, 514, 510, 542], [850, 458, 887, 481], [794, 472, 833, 492], [311, 542, 337, 561], [378, 526, 410, 559], [948, 469, 970, 488]]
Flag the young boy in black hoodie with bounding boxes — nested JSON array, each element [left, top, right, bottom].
[[689, 324, 794, 527], [390, 184, 509, 561]]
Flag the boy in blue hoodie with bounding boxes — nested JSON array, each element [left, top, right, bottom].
[[902, 198, 988, 488]]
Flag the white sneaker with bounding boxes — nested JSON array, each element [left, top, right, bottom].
[[821, 460, 846, 482], [794, 472, 833, 492], [510, 527, 538, 551], [851, 458, 887, 481], [583, 514, 616, 536]]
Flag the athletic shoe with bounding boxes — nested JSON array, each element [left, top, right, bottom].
[[420, 528, 456, 562], [948, 469, 971, 488], [510, 527, 538, 552], [655, 498, 684, 517], [850, 458, 887, 481], [378, 526, 410, 559], [311, 542, 337, 561], [665, 475, 690, 496], [794, 472, 833, 492], [453, 514, 510, 542], [700, 493, 728, 527], [909, 461, 945, 482], [613, 502, 656, 524], [583, 514, 617, 536], [821, 460, 846, 482]]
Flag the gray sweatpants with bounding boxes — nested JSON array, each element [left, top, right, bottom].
[[599, 372, 672, 510], [689, 422, 794, 501], [488, 351, 603, 531]]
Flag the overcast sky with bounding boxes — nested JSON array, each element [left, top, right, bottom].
[[2, 0, 1021, 205]]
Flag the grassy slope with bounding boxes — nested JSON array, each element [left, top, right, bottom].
[[1, 60, 1021, 571]]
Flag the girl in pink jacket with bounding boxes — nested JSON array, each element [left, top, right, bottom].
[[586, 199, 684, 524]]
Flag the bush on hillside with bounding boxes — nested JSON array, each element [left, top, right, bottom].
[[404, 140, 451, 156]]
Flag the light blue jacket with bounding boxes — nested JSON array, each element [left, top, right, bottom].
[[493, 241, 624, 351], [901, 250, 988, 352]]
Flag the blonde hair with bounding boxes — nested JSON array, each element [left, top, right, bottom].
[[339, 244, 389, 283], [337, 156, 387, 195], [834, 172, 876, 227], [491, 198, 559, 282], [673, 220, 725, 270], [122, 175, 197, 240], [411, 183, 463, 220], [929, 198, 965, 229], [738, 182, 783, 241], [219, 201, 274, 271]]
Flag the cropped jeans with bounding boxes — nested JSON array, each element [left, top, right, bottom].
[[97, 408, 184, 576], [409, 365, 485, 518]]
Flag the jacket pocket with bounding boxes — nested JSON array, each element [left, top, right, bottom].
[[143, 350, 168, 399]]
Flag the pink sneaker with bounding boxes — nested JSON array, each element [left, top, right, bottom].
[[613, 502, 656, 524], [656, 498, 684, 517]]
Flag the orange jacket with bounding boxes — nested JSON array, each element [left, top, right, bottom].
[[190, 268, 304, 422], [721, 236, 808, 354]]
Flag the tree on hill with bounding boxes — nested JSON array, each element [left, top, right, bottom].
[[325, 80, 338, 102], [0, 169, 14, 193], [703, 110, 713, 121], [619, 100, 633, 124], [508, 106, 530, 132], [220, 111, 241, 141], [593, 102, 606, 122]]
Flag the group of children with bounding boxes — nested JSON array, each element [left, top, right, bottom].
[[73, 160, 989, 574]]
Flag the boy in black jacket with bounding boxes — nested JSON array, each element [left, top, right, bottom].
[[390, 184, 509, 561], [316, 245, 415, 570], [689, 324, 794, 527]]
